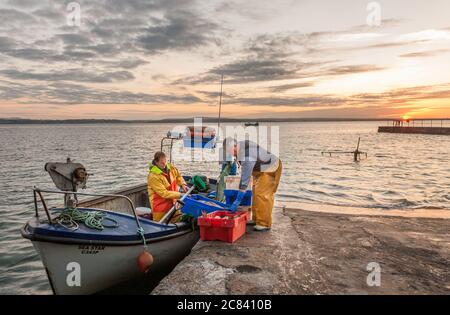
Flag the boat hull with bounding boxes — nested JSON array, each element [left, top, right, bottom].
[[31, 230, 199, 295]]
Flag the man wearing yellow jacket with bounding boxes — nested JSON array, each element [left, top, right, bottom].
[[148, 151, 188, 222]]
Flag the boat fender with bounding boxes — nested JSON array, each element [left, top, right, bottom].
[[137, 250, 154, 273]]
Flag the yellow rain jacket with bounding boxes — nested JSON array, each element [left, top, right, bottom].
[[147, 163, 186, 221]]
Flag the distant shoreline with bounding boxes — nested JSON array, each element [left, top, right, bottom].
[[1, 117, 447, 124]]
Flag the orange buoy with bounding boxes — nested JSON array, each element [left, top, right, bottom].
[[137, 250, 154, 273]]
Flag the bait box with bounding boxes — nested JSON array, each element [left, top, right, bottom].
[[181, 195, 228, 218], [197, 211, 248, 243]]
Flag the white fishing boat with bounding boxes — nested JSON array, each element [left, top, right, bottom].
[[21, 134, 217, 295]]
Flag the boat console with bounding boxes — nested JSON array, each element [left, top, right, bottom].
[[44, 158, 89, 208]]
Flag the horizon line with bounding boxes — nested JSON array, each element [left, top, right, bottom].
[[1, 117, 450, 124]]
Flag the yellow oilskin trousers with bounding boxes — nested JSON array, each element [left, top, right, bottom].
[[251, 160, 282, 228]]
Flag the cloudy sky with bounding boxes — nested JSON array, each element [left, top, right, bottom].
[[0, 0, 450, 119]]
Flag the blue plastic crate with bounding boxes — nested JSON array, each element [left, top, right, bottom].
[[181, 195, 228, 218], [224, 189, 252, 206]]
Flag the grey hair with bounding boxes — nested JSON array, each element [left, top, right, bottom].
[[221, 137, 237, 163], [222, 137, 237, 150]]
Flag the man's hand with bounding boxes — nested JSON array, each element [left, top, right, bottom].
[[228, 190, 245, 212], [229, 201, 239, 212], [181, 184, 189, 193]]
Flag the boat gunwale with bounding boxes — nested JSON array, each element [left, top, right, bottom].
[[78, 176, 217, 208], [22, 175, 213, 246], [77, 183, 148, 208], [21, 222, 197, 246], [22, 206, 197, 246]]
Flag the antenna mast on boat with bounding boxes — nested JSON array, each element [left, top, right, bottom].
[[217, 74, 224, 142]]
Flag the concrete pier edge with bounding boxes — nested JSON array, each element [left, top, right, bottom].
[[152, 204, 450, 295]]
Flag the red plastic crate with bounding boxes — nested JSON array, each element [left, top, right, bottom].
[[197, 211, 248, 243]]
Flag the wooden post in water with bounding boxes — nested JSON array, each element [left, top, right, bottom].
[[354, 137, 360, 162], [321, 137, 367, 162]]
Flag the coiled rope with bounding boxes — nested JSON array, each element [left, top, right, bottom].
[[55, 207, 119, 231]]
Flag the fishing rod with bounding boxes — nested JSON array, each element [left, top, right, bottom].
[[217, 74, 224, 142]]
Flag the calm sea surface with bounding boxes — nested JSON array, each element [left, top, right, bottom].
[[1, 121, 449, 294]]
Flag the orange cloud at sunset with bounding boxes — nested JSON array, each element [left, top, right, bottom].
[[1, 0, 450, 120]]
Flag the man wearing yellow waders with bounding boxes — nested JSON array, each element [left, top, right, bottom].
[[148, 151, 188, 222], [223, 138, 282, 231]]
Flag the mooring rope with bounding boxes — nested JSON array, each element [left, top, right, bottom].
[[137, 227, 148, 250], [55, 207, 119, 231]]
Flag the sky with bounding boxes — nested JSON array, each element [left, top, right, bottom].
[[0, 0, 450, 120]]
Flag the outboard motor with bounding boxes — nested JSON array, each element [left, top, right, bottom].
[[44, 158, 89, 208]]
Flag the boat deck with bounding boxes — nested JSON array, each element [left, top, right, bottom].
[[25, 208, 177, 242]]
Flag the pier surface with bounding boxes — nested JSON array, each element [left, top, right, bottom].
[[378, 126, 450, 135], [152, 204, 450, 295]]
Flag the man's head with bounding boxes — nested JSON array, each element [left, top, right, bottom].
[[153, 151, 167, 169], [222, 137, 238, 159]]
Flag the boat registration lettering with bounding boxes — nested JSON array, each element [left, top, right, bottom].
[[78, 245, 105, 255]]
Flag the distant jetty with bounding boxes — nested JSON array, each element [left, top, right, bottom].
[[379, 119, 450, 135]]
